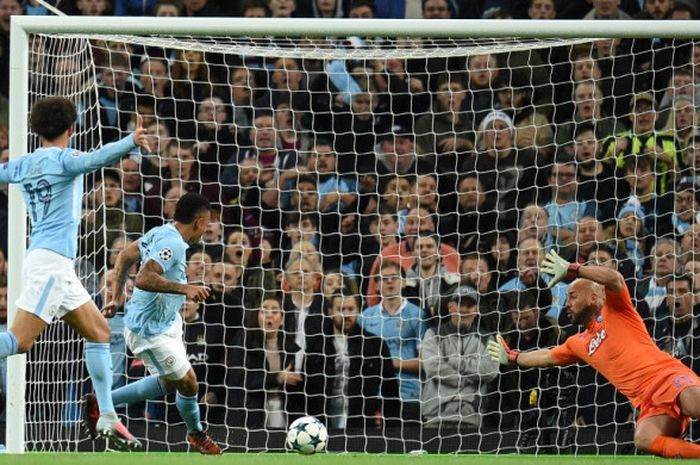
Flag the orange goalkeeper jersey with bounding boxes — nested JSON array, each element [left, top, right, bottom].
[[550, 285, 687, 408]]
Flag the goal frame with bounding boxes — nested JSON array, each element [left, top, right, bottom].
[[8, 15, 700, 454]]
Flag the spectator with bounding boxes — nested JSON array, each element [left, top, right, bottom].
[[414, 74, 473, 172], [441, 175, 497, 253], [186, 250, 213, 284], [76, 0, 110, 15], [358, 260, 426, 425], [670, 1, 696, 19], [584, 0, 633, 19], [462, 110, 539, 230], [463, 54, 500, 126], [225, 229, 277, 310], [639, 0, 674, 19], [326, 294, 400, 429], [312, 0, 342, 17], [194, 96, 236, 180], [644, 238, 681, 314], [571, 216, 606, 265], [118, 157, 143, 213], [404, 231, 461, 322], [282, 257, 335, 422], [662, 95, 698, 153], [305, 139, 357, 213], [375, 124, 425, 193], [555, 81, 619, 147], [347, 0, 375, 18], [659, 178, 700, 240], [543, 154, 594, 251], [518, 204, 553, 250], [421, 285, 499, 427], [99, 269, 133, 390], [495, 72, 553, 159], [153, 0, 181, 15], [573, 123, 627, 222], [268, 0, 296, 17], [499, 238, 568, 320], [81, 169, 143, 271], [654, 275, 700, 375], [227, 296, 301, 428], [527, 0, 556, 19], [605, 92, 681, 194], [422, 0, 453, 18], [182, 0, 223, 16], [606, 204, 647, 278], [366, 206, 460, 306], [240, 0, 269, 16]]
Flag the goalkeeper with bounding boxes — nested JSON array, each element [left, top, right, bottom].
[[489, 250, 700, 459]]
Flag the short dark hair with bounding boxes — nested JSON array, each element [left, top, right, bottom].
[[348, 0, 376, 15], [30, 96, 77, 140], [574, 122, 596, 140], [667, 274, 693, 290], [174, 192, 212, 224], [623, 154, 655, 173], [98, 168, 121, 185]]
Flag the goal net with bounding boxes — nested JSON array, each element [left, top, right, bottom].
[[11, 17, 700, 455]]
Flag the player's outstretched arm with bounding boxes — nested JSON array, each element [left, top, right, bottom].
[[540, 250, 625, 292], [487, 335, 557, 368], [61, 116, 151, 175], [135, 259, 210, 302], [103, 240, 141, 318]]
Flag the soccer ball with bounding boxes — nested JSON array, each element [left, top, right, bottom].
[[286, 416, 327, 454]]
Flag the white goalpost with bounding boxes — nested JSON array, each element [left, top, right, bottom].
[[8, 15, 700, 455]]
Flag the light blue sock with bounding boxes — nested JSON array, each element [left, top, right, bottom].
[[85, 342, 115, 414], [0, 331, 18, 358], [112, 375, 167, 407], [176, 392, 202, 433]]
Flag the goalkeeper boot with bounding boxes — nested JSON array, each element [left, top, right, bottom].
[[96, 413, 142, 451], [81, 393, 99, 439], [188, 430, 223, 455]]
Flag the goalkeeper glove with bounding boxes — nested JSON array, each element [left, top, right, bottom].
[[540, 250, 580, 289], [487, 335, 520, 366]]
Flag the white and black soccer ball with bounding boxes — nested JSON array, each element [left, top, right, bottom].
[[286, 416, 327, 454]]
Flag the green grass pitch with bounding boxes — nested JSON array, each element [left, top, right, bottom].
[[0, 453, 697, 464]]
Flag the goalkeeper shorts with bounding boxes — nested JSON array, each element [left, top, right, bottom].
[[637, 365, 700, 434]]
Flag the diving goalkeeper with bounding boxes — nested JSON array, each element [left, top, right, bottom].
[[488, 250, 700, 459]]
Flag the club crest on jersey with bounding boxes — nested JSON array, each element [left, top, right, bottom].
[[159, 247, 173, 261], [588, 329, 607, 356]]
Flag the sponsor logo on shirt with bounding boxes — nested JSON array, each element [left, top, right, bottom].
[[588, 328, 607, 356]]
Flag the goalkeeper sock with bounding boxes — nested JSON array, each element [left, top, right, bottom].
[[85, 342, 115, 414], [649, 435, 700, 458], [112, 375, 167, 407], [176, 392, 203, 433], [0, 331, 18, 358]]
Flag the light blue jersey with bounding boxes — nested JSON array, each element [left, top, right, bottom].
[[357, 300, 426, 402], [125, 223, 189, 338], [0, 135, 136, 259]]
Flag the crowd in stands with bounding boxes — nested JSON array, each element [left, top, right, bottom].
[[1, 0, 700, 451]]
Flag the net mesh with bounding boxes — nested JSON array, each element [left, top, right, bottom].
[[20, 30, 700, 454]]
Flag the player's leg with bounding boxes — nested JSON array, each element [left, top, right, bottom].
[[164, 368, 222, 455], [636, 414, 700, 458], [678, 385, 700, 418], [1, 309, 47, 355], [65, 301, 141, 450]]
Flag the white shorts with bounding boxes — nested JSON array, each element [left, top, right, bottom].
[[124, 320, 190, 381], [16, 249, 92, 324]]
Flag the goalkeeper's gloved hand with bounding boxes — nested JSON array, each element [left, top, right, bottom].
[[487, 335, 520, 366], [540, 250, 580, 289]]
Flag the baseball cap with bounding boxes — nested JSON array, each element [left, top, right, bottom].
[[448, 285, 479, 306], [629, 92, 656, 111], [379, 123, 414, 142]]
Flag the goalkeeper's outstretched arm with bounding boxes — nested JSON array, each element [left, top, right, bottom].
[[488, 336, 557, 368]]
